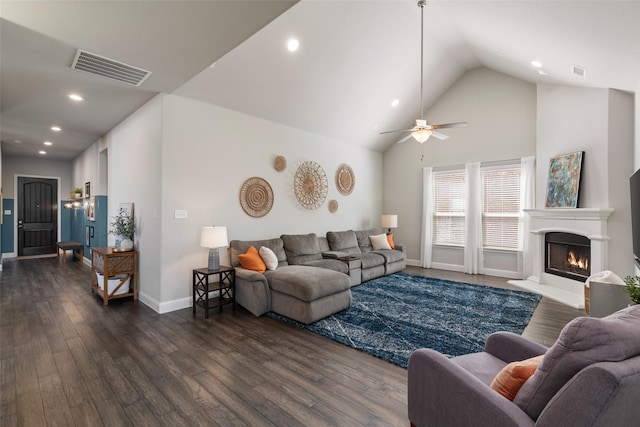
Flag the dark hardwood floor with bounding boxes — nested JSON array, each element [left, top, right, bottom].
[[0, 257, 584, 426]]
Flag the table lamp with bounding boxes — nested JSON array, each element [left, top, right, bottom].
[[200, 226, 228, 270], [381, 214, 398, 234]]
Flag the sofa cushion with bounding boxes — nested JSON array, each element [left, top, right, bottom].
[[265, 265, 351, 302], [301, 259, 349, 274], [490, 355, 544, 401], [259, 246, 278, 271], [238, 246, 266, 273], [281, 233, 323, 265], [370, 233, 391, 250], [326, 230, 361, 254], [355, 228, 383, 252], [514, 304, 640, 420], [374, 248, 405, 264], [230, 238, 287, 268], [359, 252, 385, 269]]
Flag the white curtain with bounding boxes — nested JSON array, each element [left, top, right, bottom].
[[421, 167, 433, 268], [465, 162, 483, 274], [519, 156, 536, 278]]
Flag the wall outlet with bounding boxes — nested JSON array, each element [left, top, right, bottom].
[[174, 209, 188, 219]]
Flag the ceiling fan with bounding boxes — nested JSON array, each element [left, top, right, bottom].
[[380, 0, 468, 144]]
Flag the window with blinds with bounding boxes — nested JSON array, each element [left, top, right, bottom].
[[432, 171, 466, 245], [481, 166, 521, 250]]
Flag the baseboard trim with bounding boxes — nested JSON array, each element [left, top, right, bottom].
[[431, 262, 465, 273], [138, 291, 191, 314], [481, 268, 522, 280]]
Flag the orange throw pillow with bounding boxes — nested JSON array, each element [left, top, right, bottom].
[[238, 246, 266, 273], [387, 233, 395, 250], [490, 355, 544, 401]]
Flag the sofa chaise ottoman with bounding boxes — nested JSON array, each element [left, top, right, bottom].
[[229, 237, 351, 324]]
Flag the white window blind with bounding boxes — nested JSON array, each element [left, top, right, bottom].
[[481, 166, 521, 250], [432, 171, 465, 245]]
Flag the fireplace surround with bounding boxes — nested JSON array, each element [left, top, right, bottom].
[[509, 208, 613, 308]]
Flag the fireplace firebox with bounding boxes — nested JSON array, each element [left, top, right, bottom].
[[545, 232, 591, 282]]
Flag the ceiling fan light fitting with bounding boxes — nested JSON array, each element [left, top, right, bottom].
[[412, 129, 432, 143]]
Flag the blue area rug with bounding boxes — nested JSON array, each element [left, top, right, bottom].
[[268, 272, 541, 368]]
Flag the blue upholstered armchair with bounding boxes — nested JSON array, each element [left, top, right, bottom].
[[407, 305, 640, 427]]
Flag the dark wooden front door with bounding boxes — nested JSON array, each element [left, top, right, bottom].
[[17, 177, 58, 256]]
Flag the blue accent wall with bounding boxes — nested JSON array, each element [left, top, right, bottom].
[[2, 199, 14, 253], [61, 200, 72, 241], [68, 196, 108, 259]]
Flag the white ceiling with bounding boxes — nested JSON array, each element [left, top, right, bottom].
[[2, 0, 639, 160]]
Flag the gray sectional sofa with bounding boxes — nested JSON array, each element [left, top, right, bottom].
[[229, 228, 406, 324]]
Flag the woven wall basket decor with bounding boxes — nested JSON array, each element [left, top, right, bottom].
[[336, 163, 355, 196], [294, 161, 328, 210], [274, 155, 287, 172], [239, 176, 274, 218], [328, 199, 338, 213]]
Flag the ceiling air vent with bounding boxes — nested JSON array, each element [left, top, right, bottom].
[[71, 49, 152, 86], [572, 65, 587, 78]]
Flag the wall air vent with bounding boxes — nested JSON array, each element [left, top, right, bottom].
[[71, 49, 152, 86], [572, 65, 587, 78]]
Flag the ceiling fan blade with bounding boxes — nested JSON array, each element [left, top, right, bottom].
[[431, 122, 468, 129], [396, 133, 414, 143], [430, 131, 449, 140], [380, 128, 413, 135]]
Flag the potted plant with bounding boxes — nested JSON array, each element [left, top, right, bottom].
[[624, 275, 640, 305], [72, 187, 83, 199], [110, 208, 136, 251]]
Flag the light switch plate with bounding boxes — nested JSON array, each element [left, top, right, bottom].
[[3, 210, 11, 215], [174, 209, 188, 219]]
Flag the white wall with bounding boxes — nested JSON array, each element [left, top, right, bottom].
[[72, 140, 108, 197], [76, 93, 383, 313], [159, 94, 383, 308], [2, 156, 72, 199], [103, 95, 164, 306], [384, 67, 537, 275], [537, 86, 634, 276]]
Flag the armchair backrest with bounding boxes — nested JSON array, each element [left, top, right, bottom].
[[535, 355, 640, 427], [514, 305, 640, 421]]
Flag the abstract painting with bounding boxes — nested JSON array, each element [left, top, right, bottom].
[[545, 151, 584, 208]]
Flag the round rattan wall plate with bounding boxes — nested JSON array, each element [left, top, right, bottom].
[[336, 163, 355, 196], [294, 161, 328, 210], [328, 199, 338, 213], [239, 177, 274, 218], [274, 155, 287, 172]]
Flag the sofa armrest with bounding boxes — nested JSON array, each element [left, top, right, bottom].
[[484, 332, 548, 363], [408, 348, 535, 427], [234, 267, 271, 317], [393, 243, 407, 255]]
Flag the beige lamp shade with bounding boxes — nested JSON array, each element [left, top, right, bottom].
[[200, 226, 228, 248], [381, 215, 398, 230]]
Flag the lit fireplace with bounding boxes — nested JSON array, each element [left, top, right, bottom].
[[545, 232, 591, 282]]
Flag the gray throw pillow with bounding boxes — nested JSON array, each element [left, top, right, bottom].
[[514, 304, 640, 420]]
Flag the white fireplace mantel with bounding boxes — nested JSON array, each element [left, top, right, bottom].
[[509, 208, 614, 309]]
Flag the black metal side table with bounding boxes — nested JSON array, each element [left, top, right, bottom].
[[192, 266, 235, 319]]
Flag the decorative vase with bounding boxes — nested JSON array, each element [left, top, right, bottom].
[[120, 238, 134, 251]]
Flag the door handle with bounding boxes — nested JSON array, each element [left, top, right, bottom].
[[17, 220, 23, 229]]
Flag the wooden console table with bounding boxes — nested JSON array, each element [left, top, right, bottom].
[[91, 246, 138, 305]]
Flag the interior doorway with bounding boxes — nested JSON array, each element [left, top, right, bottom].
[[17, 177, 58, 256]]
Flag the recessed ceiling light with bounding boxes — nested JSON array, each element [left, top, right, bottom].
[[13, 139, 22, 144], [51, 126, 61, 132], [391, 99, 400, 108], [530, 60, 543, 68], [287, 38, 299, 52], [68, 93, 83, 101], [537, 69, 550, 76], [39, 150, 47, 155], [44, 141, 52, 146]]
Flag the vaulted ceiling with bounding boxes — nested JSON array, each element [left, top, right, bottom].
[[2, 1, 639, 160]]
